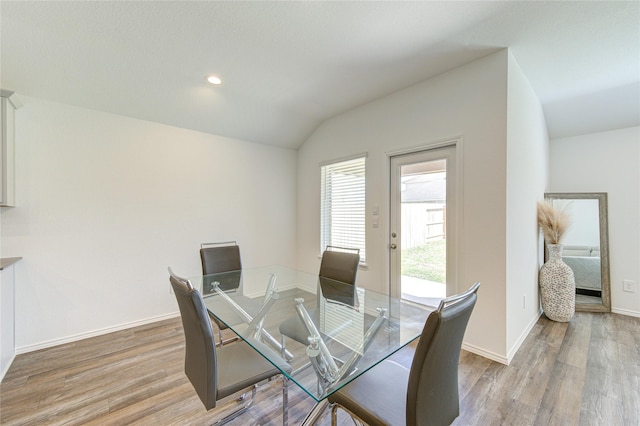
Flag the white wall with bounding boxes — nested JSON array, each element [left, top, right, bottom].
[[505, 53, 549, 357], [550, 127, 640, 317], [298, 50, 513, 362], [0, 97, 298, 351]]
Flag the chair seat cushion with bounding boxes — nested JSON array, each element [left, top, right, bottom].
[[216, 340, 289, 400], [279, 309, 321, 345], [328, 359, 409, 426]]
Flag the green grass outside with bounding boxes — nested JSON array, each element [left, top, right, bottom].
[[401, 240, 446, 283]]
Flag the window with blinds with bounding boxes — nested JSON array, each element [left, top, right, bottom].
[[320, 156, 366, 263]]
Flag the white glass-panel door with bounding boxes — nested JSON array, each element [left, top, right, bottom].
[[389, 145, 457, 306]]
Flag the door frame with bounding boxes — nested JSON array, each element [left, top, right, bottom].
[[385, 137, 464, 298]]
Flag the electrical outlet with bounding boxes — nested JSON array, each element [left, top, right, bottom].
[[623, 280, 636, 293]]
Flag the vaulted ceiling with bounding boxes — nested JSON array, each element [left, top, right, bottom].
[[1, 1, 638, 149]]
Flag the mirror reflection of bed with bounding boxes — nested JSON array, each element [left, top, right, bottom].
[[545, 193, 611, 312], [562, 245, 601, 305]]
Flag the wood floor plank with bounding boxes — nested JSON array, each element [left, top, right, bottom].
[[535, 361, 585, 425], [2, 312, 639, 425], [557, 312, 592, 369], [457, 349, 493, 401]]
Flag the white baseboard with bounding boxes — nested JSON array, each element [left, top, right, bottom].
[[16, 312, 180, 355], [612, 307, 640, 318], [504, 310, 542, 365], [462, 310, 542, 366], [461, 342, 509, 365], [0, 353, 16, 382]]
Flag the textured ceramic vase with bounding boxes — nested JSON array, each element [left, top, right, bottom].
[[539, 244, 575, 322]]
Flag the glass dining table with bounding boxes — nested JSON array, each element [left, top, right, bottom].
[[188, 265, 432, 425]]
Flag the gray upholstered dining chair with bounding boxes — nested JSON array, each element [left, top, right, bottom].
[[200, 241, 242, 275], [327, 282, 480, 426], [168, 268, 291, 425], [200, 241, 243, 345], [278, 246, 360, 349]]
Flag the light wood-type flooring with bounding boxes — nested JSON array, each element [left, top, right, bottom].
[[1, 310, 638, 425]]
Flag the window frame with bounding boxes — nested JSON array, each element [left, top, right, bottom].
[[320, 154, 367, 264]]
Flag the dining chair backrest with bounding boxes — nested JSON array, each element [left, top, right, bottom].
[[169, 269, 218, 409], [200, 241, 242, 275], [319, 246, 360, 284], [406, 282, 480, 426], [278, 246, 361, 346], [318, 246, 360, 307]]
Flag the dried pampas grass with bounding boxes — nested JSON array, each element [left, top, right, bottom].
[[537, 200, 571, 244]]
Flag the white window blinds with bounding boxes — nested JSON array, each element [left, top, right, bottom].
[[320, 156, 366, 262]]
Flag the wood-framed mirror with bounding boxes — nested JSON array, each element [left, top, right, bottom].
[[544, 193, 611, 312]]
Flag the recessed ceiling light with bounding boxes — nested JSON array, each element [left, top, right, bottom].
[[206, 75, 222, 85]]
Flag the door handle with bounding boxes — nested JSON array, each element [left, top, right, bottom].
[[389, 243, 397, 249]]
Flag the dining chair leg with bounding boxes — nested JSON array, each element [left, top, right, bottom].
[[211, 385, 258, 425], [331, 404, 364, 426], [235, 386, 255, 405], [331, 404, 338, 426], [281, 335, 287, 358]]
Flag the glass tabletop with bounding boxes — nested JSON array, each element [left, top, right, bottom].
[[188, 265, 432, 402]]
